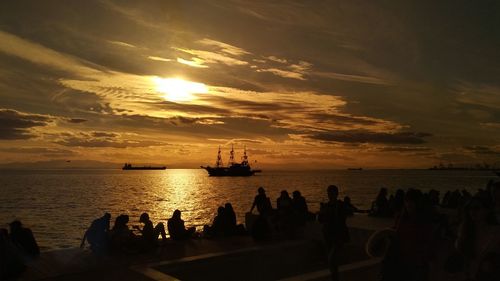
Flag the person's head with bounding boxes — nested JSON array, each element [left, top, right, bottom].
[[9, 220, 22, 232], [224, 203, 233, 211], [344, 196, 351, 204], [465, 197, 493, 224], [217, 206, 225, 215], [327, 185, 339, 201], [139, 212, 149, 223], [404, 189, 423, 217], [378, 188, 388, 198], [173, 209, 181, 219], [280, 190, 289, 198], [292, 190, 301, 199], [103, 212, 111, 222], [258, 187, 265, 195]]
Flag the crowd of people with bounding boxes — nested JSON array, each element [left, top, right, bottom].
[[367, 181, 500, 281], [2, 180, 500, 280]]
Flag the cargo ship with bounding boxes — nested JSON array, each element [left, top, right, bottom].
[[201, 146, 261, 177], [122, 163, 166, 170]]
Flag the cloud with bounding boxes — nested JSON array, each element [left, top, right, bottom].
[[198, 38, 250, 56], [313, 71, 390, 85], [53, 131, 164, 148], [307, 131, 432, 144], [174, 47, 248, 66], [147, 56, 172, 62], [256, 68, 306, 80], [176, 57, 209, 68], [377, 146, 432, 152], [463, 145, 500, 156], [108, 40, 136, 48], [0, 147, 75, 155], [0, 109, 52, 139], [66, 118, 88, 123]]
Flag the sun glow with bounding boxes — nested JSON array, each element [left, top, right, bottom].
[[154, 77, 208, 102]]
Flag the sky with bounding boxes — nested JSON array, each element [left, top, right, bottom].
[[1, 0, 499, 169]]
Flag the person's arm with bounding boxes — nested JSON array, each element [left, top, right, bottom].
[[250, 197, 257, 212], [80, 230, 87, 248]]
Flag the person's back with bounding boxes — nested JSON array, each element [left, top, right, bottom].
[[251, 187, 272, 216], [168, 210, 195, 240], [277, 191, 293, 214], [82, 213, 110, 253], [9, 221, 39, 257]]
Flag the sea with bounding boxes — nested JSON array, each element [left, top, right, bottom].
[[0, 169, 497, 251]]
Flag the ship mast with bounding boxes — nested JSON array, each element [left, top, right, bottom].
[[228, 144, 235, 166], [242, 145, 248, 166], [216, 145, 223, 167]]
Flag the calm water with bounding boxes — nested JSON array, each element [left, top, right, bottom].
[[0, 169, 496, 251]]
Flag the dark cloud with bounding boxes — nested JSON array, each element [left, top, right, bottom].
[[66, 118, 88, 123], [0, 109, 52, 139], [309, 113, 379, 126], [378, 146, 432, 152], [464, 145, 500, 156], [308, 131, 432, 144], [0, 147, 75, 156], [53, 131, 164, 148]]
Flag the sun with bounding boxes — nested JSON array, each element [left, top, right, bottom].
[[153, 77, 208, 102]]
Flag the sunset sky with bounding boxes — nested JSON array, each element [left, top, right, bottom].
[[1, 1, 499, 169]]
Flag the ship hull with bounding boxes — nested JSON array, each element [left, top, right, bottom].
[[123, 167, 166, 170], [202, 166, 256, 177]]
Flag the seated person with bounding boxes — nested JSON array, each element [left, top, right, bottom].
[[203, 207, 226, 237], [250, 187, 273, 216], [109, 214, 136, 253], [134, 213, 167, 247], [80, 213, 110, 253], [167, 210, 196, 240], [9, 220, 39, 257]]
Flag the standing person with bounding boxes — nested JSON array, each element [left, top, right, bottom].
[[292, 190, 309, 224], [455, 196, 500, 280], [318, 185, 349, 280], [80, 213, 111, 254], [134, 213, 167, 247], [224, 203, 237, 235], [250, 187, 272, 216], [167, 210, 196, 240], [381, 189, 434, 281], [9, 220, 39, 258]]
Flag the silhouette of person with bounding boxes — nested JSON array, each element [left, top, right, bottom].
[[134, 213, 167, 247], [167, 210, 195, 240], [9, 220, 39, 258], [250, 187, 272, 216], [81, 213, 110, 253], [0, 228, 26, 279], [110, 214, 135, 253], [456, 196, 500, 280], [204, 206, 226, 237], [382, 189, 434, 281], [224, 203, 237, 233], [343, 196, 359, 216], [318, 185, 349, 280], [370, 187, 390, 217], [292, 190, 308, 215]]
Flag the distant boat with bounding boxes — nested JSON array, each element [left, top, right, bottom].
[[201, 146, 261, 177], [347, 168, 363, 171], [122, 163, 166, 170]]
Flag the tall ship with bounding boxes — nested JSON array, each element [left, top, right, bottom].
[[201, 146, 261, 177], [122, 163, 166, 170]]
